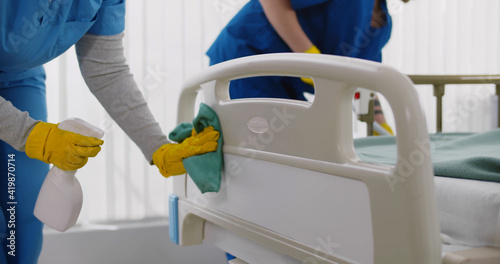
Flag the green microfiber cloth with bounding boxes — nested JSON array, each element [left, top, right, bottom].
[[169, 103, 224, 193], [354, 129, 500, 182]]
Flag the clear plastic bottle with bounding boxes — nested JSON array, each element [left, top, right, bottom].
[[33, 118, 104, 232]]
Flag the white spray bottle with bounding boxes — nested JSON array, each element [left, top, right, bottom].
[[34, 118, 104, 232]]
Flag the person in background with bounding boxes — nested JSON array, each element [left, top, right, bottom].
[[207, 0, 412, 136], [0, 0, 218, 263]]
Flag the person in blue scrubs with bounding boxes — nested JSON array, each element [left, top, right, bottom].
[[0, 1, 128, 263], [0, 1, 218, 263], [208, 1, 409, 260], [207, 0, 410, 134]]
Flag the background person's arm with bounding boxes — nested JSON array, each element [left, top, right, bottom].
[[259, 0, 313, 52]]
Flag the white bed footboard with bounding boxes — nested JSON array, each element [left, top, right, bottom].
[[169, 53, 441, 264]]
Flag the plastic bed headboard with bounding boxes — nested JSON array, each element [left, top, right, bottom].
[[172, 53, 441, 264]]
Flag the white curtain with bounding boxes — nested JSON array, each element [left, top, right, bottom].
[[42, 0, 499, 224]]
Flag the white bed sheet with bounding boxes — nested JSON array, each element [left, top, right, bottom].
[[435, 176, 500, 248], [441, 243, 473, 257]]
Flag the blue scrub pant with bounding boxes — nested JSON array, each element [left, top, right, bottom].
[[0, 74, 48, 264]]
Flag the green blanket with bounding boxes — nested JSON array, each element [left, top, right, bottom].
[[354, 129, 500, 182], [169, 103, 224, 193]]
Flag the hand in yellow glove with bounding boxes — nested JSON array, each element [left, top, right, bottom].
[[373, 122, 395, 136], [26, 122, 104, 171], [301, 45, 321, 86], [153, 126, 219, 178]]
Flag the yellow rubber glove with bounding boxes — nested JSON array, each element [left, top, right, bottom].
[[301, 45, 321, 86], [25, 122, 104, 171], [373, 122, 395, 136], [153, 126, 219, 178]]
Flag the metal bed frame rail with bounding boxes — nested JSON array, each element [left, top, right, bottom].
[[408, 75, 500, 132]]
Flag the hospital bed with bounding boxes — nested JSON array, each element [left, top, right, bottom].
[[168, 53, 500, 264]]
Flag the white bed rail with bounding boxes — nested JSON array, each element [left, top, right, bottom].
[[172, 53, 441, 264]]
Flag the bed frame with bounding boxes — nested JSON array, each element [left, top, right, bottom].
[[409, 75, 500, 132], [169, 53, 442, 263], [357, 75, 500, 135]]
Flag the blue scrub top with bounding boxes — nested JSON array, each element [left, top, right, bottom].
[[290, 0, 330, 10], [207, 0, 392, 64], [0, 0, 126, 81]]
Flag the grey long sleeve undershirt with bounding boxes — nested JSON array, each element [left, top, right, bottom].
[[75, 33, 169, 163], [0, 33, 166, 162], [0, 96, 38, 151]]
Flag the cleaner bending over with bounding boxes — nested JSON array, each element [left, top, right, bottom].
[[0, 0, 218, 263], [207, 0, 411, 135]]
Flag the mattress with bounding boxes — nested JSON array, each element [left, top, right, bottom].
[[354, 131, 500, 248], [436, 176, 500, 248], [354, 130, 500, 183]]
